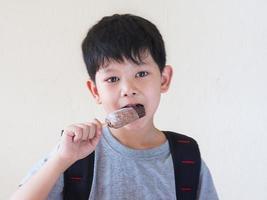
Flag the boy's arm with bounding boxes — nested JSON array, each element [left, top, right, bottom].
[[10, 119, 102, 200], [11, 154, 70, 200]]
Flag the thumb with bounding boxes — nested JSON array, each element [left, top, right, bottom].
[[89, 126, 103, 147]]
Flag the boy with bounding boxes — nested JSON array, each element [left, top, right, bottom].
[[11, 14, 218, 200]]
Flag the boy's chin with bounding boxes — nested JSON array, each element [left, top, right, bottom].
[[120, 119, 150, 131]]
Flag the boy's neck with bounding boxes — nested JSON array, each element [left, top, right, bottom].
[[109, 123, 166, 150]]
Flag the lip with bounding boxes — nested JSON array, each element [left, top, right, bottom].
[[121, 103, 144, 109]]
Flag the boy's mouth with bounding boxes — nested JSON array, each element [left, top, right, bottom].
[[106, 104, 146, 128], [122, 104, 144, 109], [121, 104, 145, 118]]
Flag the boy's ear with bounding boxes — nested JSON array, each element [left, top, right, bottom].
[[86, 80, 101, 104], [160, 65, 173, 93]]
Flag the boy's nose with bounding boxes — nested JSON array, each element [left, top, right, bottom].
[[121, 80, 138, 97], [123, 91, 137, 97]]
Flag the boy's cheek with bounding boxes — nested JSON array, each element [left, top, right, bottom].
[[99, 92, 119, 109]]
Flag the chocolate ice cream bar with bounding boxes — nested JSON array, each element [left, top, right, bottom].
[[105, 105, 145, 129]]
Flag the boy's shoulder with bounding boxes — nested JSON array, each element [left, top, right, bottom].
[[162, 130, 199, 146], [163, 130, 201, 199]]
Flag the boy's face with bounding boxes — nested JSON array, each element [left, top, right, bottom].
[[87, 53, 172, 129]]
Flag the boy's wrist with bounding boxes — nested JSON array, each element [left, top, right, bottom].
[[51, 153, 76, 173]]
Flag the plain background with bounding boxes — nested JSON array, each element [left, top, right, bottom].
[[1, 0, 266, 199]]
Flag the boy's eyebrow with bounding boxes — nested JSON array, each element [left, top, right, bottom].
[[100, 67, 116, 73], [100, 62, 147, 73]]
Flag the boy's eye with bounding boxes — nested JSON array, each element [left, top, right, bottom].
[[106, 76, 119, 83], [136, 71, 149, 78]]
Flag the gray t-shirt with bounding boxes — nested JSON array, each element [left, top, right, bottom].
[[20, 127, 219, 200]]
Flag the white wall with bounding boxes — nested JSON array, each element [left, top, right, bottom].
[[1, 0, 266, 199]]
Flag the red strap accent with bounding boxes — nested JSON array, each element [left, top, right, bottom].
[[70, 176, 82, 181], [181, 160, 195, 164], [177, 140, 191, 144], [181, 187, 192, 192]]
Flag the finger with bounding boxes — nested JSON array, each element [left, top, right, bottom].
[[62, 125, 84, 143], [71, 126, 83, 142], [83, 122, 96, 139], [62, 129, 75, 137], [89, 124, 96, 139], [75, 123, 90, 141], [93, 118, 102, 137], [61, 129, 75, 144], [89, 119, 103, 146], [64, 131, 75, 144]]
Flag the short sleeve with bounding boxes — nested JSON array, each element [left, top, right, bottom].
[[197, 160, 219, 200]]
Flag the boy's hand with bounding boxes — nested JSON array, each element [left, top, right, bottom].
[[56, 118, 102, 165]]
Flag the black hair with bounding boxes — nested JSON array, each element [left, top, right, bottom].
[[82, 14, 166, 82]]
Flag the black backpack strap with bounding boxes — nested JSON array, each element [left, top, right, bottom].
[[163, 131, 201, 200], [63, 152, 95, 200]]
